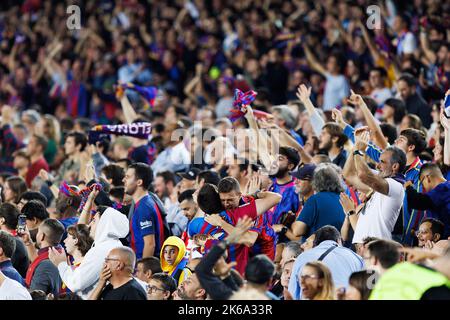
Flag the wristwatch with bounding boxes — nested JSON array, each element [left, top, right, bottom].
[[353, 150, 364, 157], [345, 210, 356, 218]]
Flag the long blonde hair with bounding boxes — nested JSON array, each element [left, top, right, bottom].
[[43, 114, 61, 144], [305, 261, 335, 300]]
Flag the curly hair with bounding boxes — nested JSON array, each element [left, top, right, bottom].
[[311, 163, 345, 194]]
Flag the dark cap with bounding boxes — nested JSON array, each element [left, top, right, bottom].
[[176, 168, 200, 181], [290, 164, 316, 181], [245, 255, 276, 284]]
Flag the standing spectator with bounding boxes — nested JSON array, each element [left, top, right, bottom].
[[288, 226, 363, 300], [89, 247, 147, 300], [54, 183, 81, 238], [382, 98, 407, 128], [318, 123, 348, 168], [40, 115, 61, 166], [397, 74, 432, 128], [124, 163, 166, 259], [64, 224, 94, 269], [289, 164, 346, 239], [0, 203, 30, 277], [0, 106, 24, 174], [0, 231, 24, 285], [369, 67, 393, 108], [22, 218, 64, 296], [363, 239, 401, 276], [25, 134, 49, 187], [344, 131, 406, 247], [21, 200, 49, 243], [272, 105, 304, 146]]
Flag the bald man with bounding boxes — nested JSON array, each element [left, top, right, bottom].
[[406, 163, 450, 238], [89, 247, 147, 300]]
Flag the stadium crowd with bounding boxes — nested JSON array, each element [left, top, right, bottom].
[[0, 0, 449, 300]]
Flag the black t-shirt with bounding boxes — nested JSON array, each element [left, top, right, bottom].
[[421, 285, 450, 300], [11, 237, 30, 278], [100, 278, 147, 300]]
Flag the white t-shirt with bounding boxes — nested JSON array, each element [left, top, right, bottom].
[[0, 277, 32, 300], [352, 178, 404, 244]]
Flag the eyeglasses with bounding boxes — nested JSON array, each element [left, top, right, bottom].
[[299, 274, 321, 281], [147, 285, 166, 293]]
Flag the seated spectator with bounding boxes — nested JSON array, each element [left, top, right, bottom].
[[288, 226, 364, 300], [134, 257, 162, 284], [415, 218, 445, 249], [363, 239, 401, 276], [147, 272, 177, 300], [89, 247, 147, 300], [299, 261, 335, 300], [160, 236, 191, 286], [341, 271, 374, 300], [175, 273, 207, 300]]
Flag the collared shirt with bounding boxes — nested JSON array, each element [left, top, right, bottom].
[[0, 260, 24, 286], [288, 240, 364, 300]]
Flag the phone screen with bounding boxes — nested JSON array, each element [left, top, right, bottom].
[[17, 214, 27, 234]]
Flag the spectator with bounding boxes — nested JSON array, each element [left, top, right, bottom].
[[134, 257, 162, 284], [382, 98, 406, 128], [342, 271, 374, 300], [22, 218, 64, 296], [54, 183, 81, 238], [21, 200, 49, 243], [0, 231, 24, 285], [397, 74, 432, 128], [299, 261, 335, 300], [318, 123, 348, 168], [2, 176, 27, 205], [0, 270, 31, 300], [288, 226, 363, 300], [0, 203, 30, 278], [17, 191, 47, 211], [101, 164, 125, 188], [64, 224, 94, 268], [406, 163, 450, 238], [124, 163, 166, 259], [415, 218, 445, 249], [272, 105, 304, 146], [160, 236, 191, 286], [279, 258, 295, 300], [147, 273, 177, 300], [12, 151, 30, 181], [290, 164, 346, 239], [345, 133, 406, 247], [369, 67, 393, 107], [175, 273, 206, 300], [25, 134, 49, 188], [154, 171, 177, 208], [48, 207, 129, 300], [363, 239, 401, 276], [89, 247, 147, 300], [177, 168, 200, 193]]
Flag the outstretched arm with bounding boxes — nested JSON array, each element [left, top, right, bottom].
[[303, 45, 327, 76]]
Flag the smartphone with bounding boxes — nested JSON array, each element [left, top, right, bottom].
[[17, 214, 27, 235]]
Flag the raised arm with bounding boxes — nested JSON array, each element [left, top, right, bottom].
[[440, 104, 450, 165], [296, 84, 325, 137], [348, 90, 388, 150], [353, 131, 389, 195], [254, 191, 282, 216], [116, 86, 138, 124], [303, 45, 327, 76]]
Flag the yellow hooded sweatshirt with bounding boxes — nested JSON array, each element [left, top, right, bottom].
[[160, 236, 192, 285]]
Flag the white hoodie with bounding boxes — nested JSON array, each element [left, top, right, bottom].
[[57, 207, 129, 300]]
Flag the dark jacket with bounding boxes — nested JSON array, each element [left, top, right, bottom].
[[404, 93, 432, 129]]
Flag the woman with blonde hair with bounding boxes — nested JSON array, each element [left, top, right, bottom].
[[40, 114, 61, 166], [299, 261, 335, 300]]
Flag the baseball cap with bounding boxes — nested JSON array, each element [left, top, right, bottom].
[[177, 168, 201, 181], [290, 163, 316, 181]]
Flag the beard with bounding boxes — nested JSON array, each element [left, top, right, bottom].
[[125, 183, 138, 196], [319, 140, 332, 153], [270, 166, 290, 179]]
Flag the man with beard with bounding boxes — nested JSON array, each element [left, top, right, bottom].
[[175, 273, 206, 300], [123, 162, 166, 259], [267, 147, 301, 244], [343, 130, 406, 251], [318, 123, 348, 169]]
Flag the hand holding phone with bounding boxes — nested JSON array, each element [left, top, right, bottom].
[[17, 214, 27, 235]]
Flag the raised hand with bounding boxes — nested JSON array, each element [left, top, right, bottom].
[[296, 84, 312, 103], [331, 108, 346, 128], [48, 247, 68, 267], [354, 130, 370, 152], [347, 90, 364, 106], [339, 192, 355, 213]]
